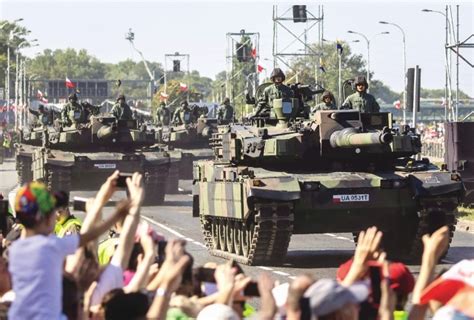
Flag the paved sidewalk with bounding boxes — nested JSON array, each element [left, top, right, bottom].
[[0, 159, 18, 197]]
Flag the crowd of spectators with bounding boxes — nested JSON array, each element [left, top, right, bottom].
[[0, 171, 472, 320]]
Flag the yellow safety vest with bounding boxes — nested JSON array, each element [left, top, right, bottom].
[[98, 236, 120, 265], [55, 216, 82, 238]]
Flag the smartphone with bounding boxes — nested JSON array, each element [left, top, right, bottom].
[[243, 281, 260, 297], [116, 173, 133, 188], [194, 267, 216, 283], [72, 197, 88, 212], [369, 265, 382, 306]]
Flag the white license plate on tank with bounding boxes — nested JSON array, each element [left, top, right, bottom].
[[94, 163, 116, 169], [333, 194, 369, 203]]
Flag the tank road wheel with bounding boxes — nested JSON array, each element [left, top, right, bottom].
[[225, 220, 235, 254], [217, 219, 227, 250], [46, 165, 72, 194], [380, 199, 457, 263], [17, 156, 33, 185], [211, 218, 219, 250], [233, 222, 242, 256], [241, 221, 254, 258]]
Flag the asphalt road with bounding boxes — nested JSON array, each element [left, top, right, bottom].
[[2, 158, 473, 292], [69, 179, 474, 287]]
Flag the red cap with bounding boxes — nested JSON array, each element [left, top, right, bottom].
[[336, 258, 414, 295], [420, 259, 474, 305]]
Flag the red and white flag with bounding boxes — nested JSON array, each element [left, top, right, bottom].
[[37, 89, 49, 103], [251, 48, 257, 59], [159, 92, 169, 101], [179, 83, 188, 92], [257, 65, 265, 73], [65, 77, 75, 88], [393, 100, 401, 110]]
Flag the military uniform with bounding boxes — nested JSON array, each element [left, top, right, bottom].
[[156, 105, 171, 126], [111, 96, 133, 120], [62, 94, 86, 126], [342, 76, 380, 113], [311, 91, 337, 113], [217, 99, 234, 121], [255, 68, 294, 117], [172, 103, 192, 125], [29, 107, 51, 127]]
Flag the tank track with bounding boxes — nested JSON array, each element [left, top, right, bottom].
[[407, 197, 457, 262], [143, 165, 168, 205], [353, 196, 458, 263], [200, 201, 294, 266], [17, 156, 33, 185], [165, 163, 180, 194], [46, 165, 72, 194]]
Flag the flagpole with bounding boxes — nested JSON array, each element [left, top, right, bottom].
[[338, 44, 342, 107]]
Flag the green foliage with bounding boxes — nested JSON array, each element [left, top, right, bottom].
[[421, 88, 471, 99]]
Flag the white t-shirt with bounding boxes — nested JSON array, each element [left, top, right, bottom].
[[89, 254, 124, 307], [8, 234, 79, 320]]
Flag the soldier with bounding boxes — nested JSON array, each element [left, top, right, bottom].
[[111, 94, 133, 120], [254, 68, 294, 117], [156, 102, 171, 126], [311, 91, 337, 113], [217, 97, 234, 121], [342, 76, 380, 113], [28, 104, 51, 127], [61, 93, 86, 126], [172, 101, 192, 125]]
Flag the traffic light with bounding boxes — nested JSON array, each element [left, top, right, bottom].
[[292, 5, 307, 23], [173, 60, 181, 72]]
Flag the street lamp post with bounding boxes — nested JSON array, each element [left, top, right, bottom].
[[14, 40, 37, 130], [379, 21, 407, 124], [347, 31, 390, 93], [422, 8, 451, 121]]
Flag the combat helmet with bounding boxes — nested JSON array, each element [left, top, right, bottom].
[[354, 76, 368, 88], [321, 91, 334, 101], [117, 94, 126, 102], [68, 93, 78, 101], [270, 68, 286, 82], [222, 97, 230, 105]]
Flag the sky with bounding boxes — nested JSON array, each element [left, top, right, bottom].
[[1, 0, 473, 97]]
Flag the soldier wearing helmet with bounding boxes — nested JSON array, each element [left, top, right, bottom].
[[217, 97, 234, 122], [311, 91, 337, 114], [172, 101, 192, 125], [156, 102, 171, 126], [61, 93, 86, 126], [254, 68, 294, 117], [111, 94, 133, 120], [342, 76, 380, 113], [29, 104, 52, 127]]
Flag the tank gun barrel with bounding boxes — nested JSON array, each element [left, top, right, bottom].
[[330, 127, 392, 148], [96, 124, 117, 139]]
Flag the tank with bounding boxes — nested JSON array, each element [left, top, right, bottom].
[[192, 84, 465, 265], [16, 115, 176, 205], [156, 106, 223, 192]]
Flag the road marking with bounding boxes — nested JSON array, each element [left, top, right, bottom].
[[273, 271, 290, 276], [335, 236, 352, 242], [141, 216, 186, 238], [324, 233, 337, 237], [185, 237, 195, 242], [288, 276, 297, 280], [257, 266, 273, 271]]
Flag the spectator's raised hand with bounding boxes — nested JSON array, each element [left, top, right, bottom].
[[214, 262, 237, 305], [421, 225, 449, 263], [378, 255, 396, 320], [343, 226, 383, 286], [126, 172, 144, 207], [95, 170, 119, 206], [258, 272, 277, 320]]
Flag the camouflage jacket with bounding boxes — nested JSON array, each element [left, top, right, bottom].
[[62, 101, 86, 125], [172, 107, 192, 125], [311, 101, 336, 113], [256, 83, 294, 115], [111, 102, 133, 120], [156, 107, 171, 126], [29, 108, 51, 127], [217, 104, 234, 121], [342, 92, 380, 113]]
